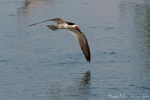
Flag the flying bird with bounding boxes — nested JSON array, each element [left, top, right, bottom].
[[29, 18, 91, 62]]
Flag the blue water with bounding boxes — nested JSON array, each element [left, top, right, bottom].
[[0, 0, 150, 100]]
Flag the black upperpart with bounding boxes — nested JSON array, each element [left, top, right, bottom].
[[66, 22, 76, 25]]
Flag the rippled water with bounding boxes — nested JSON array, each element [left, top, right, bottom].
[[0, 0, 150, 100]]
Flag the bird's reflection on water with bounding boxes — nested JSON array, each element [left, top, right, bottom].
[[48, 70, 91, 100], [74, 70, 91, 85]]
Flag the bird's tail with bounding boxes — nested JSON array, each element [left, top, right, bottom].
[[47, 25, 58, 31]]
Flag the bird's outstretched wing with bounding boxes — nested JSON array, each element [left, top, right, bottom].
[[68, 28, 91, 62], [29, 18, 66, 26], [50, 18, 66, 24]]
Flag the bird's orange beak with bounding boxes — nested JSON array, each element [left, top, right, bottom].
[[74, 25, 78, 29]]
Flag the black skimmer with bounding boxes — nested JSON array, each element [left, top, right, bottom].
[[29, 18, 91, 62]]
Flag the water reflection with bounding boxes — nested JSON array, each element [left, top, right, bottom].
[[74, 70, 91, 85], [17, 0, 56, 17], [132, 1, 150, 88], [119, 0, 150, 87], [17, 0, 56, 29], [48, 71, 91, 100], [21, 0, 56, 9], [119, 1, 150, 61]]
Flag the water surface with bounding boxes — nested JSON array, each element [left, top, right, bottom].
[[0, 0, 150, 100]]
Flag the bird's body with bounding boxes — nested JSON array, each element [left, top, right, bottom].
[[29, 18, 91, 62]]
